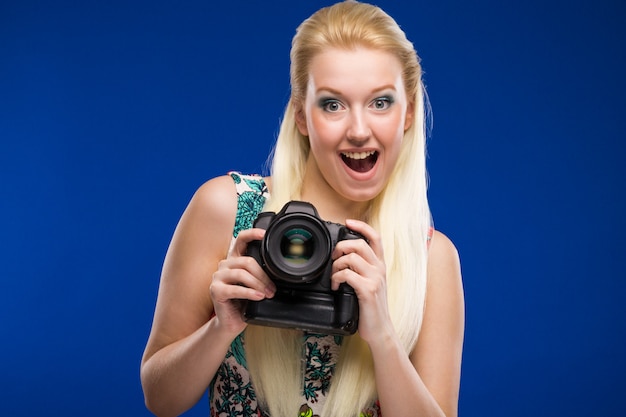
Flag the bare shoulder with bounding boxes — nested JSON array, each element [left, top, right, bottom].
[[189, 175, 239, 225], [411, 230, 464, 416], [427, 230, 461, 278], [425, 230, 464, 317], [141, 175, 241, 364], [171, 174, 244, 263], [422, 228, 464, 344]]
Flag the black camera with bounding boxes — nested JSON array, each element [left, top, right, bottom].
[[244, 201, 363, 335]]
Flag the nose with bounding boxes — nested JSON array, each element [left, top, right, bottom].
[[346, 109, 371, 144]]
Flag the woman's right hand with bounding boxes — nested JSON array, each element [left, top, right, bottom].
[[142, 176, 276, 417], [210, 228, 276, 336]]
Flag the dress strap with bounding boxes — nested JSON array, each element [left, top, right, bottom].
[[229, 171, 269, 238]]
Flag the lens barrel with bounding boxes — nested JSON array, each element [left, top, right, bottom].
[[261, 212, 331, 283]]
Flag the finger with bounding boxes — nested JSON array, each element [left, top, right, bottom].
[[229, 228, 266, 257], [332, 238, 379, 266], [333, 237, 369, 255], [331, 252, 365, 275], [330, 266, 365, 291], [215, 257, 276, 296], [211, 267, 274, 302], [330, 267, 352, 291], [344, 219, 384, 258], [210, 277, 266, 303]]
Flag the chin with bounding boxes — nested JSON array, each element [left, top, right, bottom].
[[340, 183, 385, 203]]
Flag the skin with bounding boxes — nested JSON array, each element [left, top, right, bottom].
[[140, 47, 464, 417], [295, 48, 414, 221]]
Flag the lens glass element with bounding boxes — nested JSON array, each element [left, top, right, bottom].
[[280, 228, 314, 265], [262, 209, 331, 283]]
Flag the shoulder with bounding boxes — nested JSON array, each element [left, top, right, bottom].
[[191, 175, 239, 219], [428, 230, 461, 278], [186, 173, 270, 235], [412, 229, 464, 417], [176, 175, 243, 246], [425, 230, 464, 312]]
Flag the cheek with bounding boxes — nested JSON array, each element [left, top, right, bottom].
[[307, 113, 342, 147], [374, 113, 405, 144]]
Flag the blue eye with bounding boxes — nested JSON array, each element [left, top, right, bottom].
[[319, 98, 343, 112], [371, 96, 394, 110]]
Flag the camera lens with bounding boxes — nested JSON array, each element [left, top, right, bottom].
[[262, 213, 331, 283], [280, 228, 314, 265]]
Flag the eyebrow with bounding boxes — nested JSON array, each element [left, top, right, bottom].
[[315, 84, 398, 96]]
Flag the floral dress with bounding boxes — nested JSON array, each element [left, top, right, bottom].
[[209, 172, 381, 417]]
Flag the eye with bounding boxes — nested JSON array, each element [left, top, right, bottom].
[[370, 96, 394, 110], [319, 98, 344, 113]]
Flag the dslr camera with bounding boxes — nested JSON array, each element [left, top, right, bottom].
[[244, 201, 364, 335]]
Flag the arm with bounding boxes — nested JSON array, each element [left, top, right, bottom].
[[333, 226, 464, 416], [373, 230, 464, 417], [140, 176, 274, 417]]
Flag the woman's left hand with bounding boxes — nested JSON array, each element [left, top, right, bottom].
[[331, 218, 393, 344]]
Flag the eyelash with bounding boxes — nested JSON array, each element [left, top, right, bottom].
[[371, 96, 394, 110], [319, 98, 343, 112], [318, 96, 395, 112]]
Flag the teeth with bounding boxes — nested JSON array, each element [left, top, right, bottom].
[[342, 151, 376, 160]]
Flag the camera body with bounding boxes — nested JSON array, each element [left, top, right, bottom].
[[244, 201, 362, 335]]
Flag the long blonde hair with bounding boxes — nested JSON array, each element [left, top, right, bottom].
[[245, 2, 431, 416]]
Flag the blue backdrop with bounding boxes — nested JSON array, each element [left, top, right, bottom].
[[1, 0, 624, 415]]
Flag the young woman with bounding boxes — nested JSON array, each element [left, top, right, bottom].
[[141, 1, 464, 416]]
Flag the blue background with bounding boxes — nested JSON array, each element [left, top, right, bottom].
[[1, 0, 624, 415]]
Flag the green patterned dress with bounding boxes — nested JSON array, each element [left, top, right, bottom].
[[209, 172, 381, 417]]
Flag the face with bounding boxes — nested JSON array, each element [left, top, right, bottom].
[[295, 47, 414, 204]]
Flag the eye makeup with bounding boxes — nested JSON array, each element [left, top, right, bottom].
[[318, 97, 343, 112], [315, 91, 396, 112], [371, 95, 395, 110]]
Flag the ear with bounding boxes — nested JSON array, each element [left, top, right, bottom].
[[294, 101, 308, 136], [404, 101, 415, 131]]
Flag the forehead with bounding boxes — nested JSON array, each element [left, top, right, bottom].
[[307, 47, 404, 92]]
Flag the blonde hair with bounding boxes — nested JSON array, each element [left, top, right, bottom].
[[246, 1, 431, 416]]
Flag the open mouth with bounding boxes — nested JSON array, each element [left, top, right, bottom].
[[340, 151, 379, 173]]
